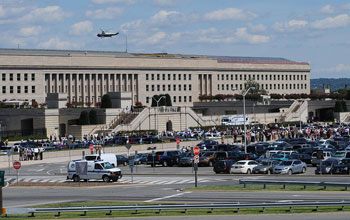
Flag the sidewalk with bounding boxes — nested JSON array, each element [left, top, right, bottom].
[[0, 140, 202, 169]]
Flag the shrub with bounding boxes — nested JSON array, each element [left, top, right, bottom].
[[89, 110, 98, 124], [101, 94, 112, 108], [79, 111, 90, 125]]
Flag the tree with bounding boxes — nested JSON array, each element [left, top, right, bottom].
[[334, 101, 343, 112], [341, 101, 348, 112], [79, 111, 90, 125], [244, 80, 267, 95], [151, 94, 172, 107], [101, 94, 112, 108], [89, 110, 98, 124]]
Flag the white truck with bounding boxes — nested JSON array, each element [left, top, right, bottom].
[[84, 153, 117, 167], [221, 115, 249, 126], [67, 160, 122, 182]]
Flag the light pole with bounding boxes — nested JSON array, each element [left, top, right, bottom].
[[152, 96, 166, 135], [242, 87, 255, 154], [67, 134, 73, 161]]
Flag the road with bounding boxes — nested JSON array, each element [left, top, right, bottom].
[[74, 213, 350, 220], [3, 161, 350, 220]]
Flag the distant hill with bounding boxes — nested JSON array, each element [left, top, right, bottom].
[[311, 78, 350, 91]]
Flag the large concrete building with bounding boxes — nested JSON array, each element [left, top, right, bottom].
[[0, 49, 310, 107]]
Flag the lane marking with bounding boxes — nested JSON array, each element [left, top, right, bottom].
[[144, 191, 192, 203], [278, 200, 304, 202]]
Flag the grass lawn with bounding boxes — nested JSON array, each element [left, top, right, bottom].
[[2, 200, 350, 219]]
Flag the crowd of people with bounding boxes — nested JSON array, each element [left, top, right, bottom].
[[18, 146, 44, 161]]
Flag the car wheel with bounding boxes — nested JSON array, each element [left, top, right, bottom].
[[226, 169, 231, 174], [302, 167, 306, 173], [102, 175, 110, 182], [151, 164, 155, 167], [73, 175, 80, 182], [288, 169, 293, 175], [163, 161, 168, 167], [215, 171, 220, 174], [246, 169, 251, 174]]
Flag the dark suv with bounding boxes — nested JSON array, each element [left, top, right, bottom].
[[147, 151, 181, 167], [213, 160, 234, 174]]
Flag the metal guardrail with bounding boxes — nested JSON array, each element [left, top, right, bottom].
[[239, 179, 350, 190], [5, 201, 350, 217]]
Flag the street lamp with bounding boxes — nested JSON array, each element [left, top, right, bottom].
[[67, 134, 73, 161], [152, 96, 166, 135], [242, 87, 255, 154]]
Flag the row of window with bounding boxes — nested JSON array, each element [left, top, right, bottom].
[[146, 95, 192, 104], [146, 84, 192, 92], [146, 73, 192, 81], [2, 73, 35, 81], [217, 74, 307, 81], [46, 84, 135, 94], [2, 86, 36, 94], [69, 96, 101, 102], [218, 83, 308, 91]]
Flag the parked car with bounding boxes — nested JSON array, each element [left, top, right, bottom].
[[213, 160, 234, 174], [198, 151, 216, 167], [116, 155, 129, 166], [291, 153, 312, 164], [270, 153, 291, 161], [134, 153, 148, 165], [179, 152, 194, 167], [196, 140, 218, 150], [332, 151, 350, 160], [231, 160, 259, 174], [146, 150, 181, 167], [311, 150, 333, 167], [315, 158, 339, 174], [332, 158, 350, 174], [273, 159, 307, 175], [252, 160, 280, 174]]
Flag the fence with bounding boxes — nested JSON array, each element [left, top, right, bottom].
[[6, 201, 350, 217], [239, 179, 350, 190]]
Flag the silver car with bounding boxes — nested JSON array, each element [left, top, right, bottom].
[[273, 159, 307, 175]]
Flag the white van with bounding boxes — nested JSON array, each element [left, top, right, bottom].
[[84, 153, 117, 167], [67, 160, 122, 182]]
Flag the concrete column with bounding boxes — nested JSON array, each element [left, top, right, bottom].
[[204, 74, 208, 95], [199, 74, 202, 95], [67, 74, 71, 102], [209, 74, 212, 95]]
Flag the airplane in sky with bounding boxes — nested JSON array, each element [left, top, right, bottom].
[[97, 29, 119, 38]]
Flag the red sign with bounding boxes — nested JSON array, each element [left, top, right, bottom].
[[13, 161, 21, 170], [194, 155, 199, 164], [176, 138, 180, 145], [89, 144, 94, 151], [193, 146, 200, 156]]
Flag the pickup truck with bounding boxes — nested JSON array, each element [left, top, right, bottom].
[[147, 151, 181, 167]]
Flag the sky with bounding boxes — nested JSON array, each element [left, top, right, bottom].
[[0, 0, 350, 79]]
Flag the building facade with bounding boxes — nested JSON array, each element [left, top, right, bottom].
[[0, 49, 311, 107]]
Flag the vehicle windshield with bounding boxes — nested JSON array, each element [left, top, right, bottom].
[[339, 160, 350, 165], [322, 161, 333, 166], [202, 152, 213, 157], [235, 161, 246, 165], [261, 161, 271, 166], [102, 162, 114, 169], [333, 152, 345, 158], [280, 161, 293, 166]]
